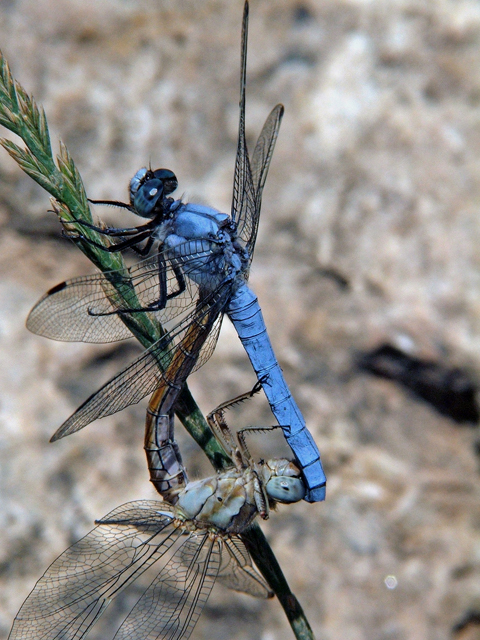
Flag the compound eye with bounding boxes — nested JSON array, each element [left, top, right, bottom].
[[129, 167, 148, 199], [266, 476, 305, 503], [133, 178, 164, 218], [152, 168, 178, 195]]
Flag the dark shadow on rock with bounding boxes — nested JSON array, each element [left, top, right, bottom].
[[452, 609, 480, 636], [356, 344, 479, 424]]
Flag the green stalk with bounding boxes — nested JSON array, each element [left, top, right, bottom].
[[0, 50, 315, 640]]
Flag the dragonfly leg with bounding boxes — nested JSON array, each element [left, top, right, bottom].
[[237, 425, 283, 462], [61, 201, 160, 239], [208, 380, 263, 418], [207, 403, 243, 470], [252, 473, 269, 520], [142, 262, 185, 311], [65, 213, 145, 239], [141, 255, 186, 313], [166, 260, 186, 301], [88, 197, 134, 213], [88, 254, 187, 317], [86, 298, 166, 317], [64, 228, 154, 254], [128, 234, 155, 257], [207, 381, 265, 469]]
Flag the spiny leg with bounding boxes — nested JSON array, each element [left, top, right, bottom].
[[237, 425, 283, 462], [67, 200, 142, 237], [86, 255, 186, 317], [207, 379, 263, 417], [64, 227, 154, 255], [63, 199, 160, 239], [166, 260, 186, 301], [206, 380, 264, 468]]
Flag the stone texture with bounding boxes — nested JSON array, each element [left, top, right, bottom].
[[1, 1, 480, 639]]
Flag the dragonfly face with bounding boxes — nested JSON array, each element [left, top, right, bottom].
[[129, 167, 179, 219], [262, 459, 306, 503]]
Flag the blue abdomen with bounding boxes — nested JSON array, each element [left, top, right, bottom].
[[227, 283, 326, 502]]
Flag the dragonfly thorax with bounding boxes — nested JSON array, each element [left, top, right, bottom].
[[174, 468, 260, 534], [129, 167, 178, 219]]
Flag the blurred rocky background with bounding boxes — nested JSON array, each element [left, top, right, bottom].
[[1, 0, 480, 639]]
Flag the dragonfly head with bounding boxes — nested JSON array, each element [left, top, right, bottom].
[[263, 459, 306, 504], [129, 167, 179, 219]]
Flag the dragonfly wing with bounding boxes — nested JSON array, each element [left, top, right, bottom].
[[245, 103, 284, 259], [217, 536, 272, 599], [113, 533, 220, 640], [8, 501, 179, 640], [26, 270, 136, 343], [50, 288, 228, 441], [26, 243, 216, 344], [231, 6, 283, 263], [189, 310, 224, 373], [251, 104, 284, 200], [231, 1, 256, 250]]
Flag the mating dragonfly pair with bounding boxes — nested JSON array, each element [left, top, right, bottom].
[[9, 2, 325, 639], [25, 1, 326, 503]]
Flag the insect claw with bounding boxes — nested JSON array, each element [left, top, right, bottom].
[[61, 228, 82, 242]]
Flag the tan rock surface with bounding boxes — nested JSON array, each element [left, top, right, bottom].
[[1, 1, 480, 639]]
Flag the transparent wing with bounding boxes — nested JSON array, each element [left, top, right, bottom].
[[113, 533, 221, 640], [8, 501, 180, 640], [26, 240, 218, 344], [51, 288, 228, 441], [244, 104, 284, 260], [230, 1, 256, 249], [217, 536, 272, 599], [230, 4, 284, 265]]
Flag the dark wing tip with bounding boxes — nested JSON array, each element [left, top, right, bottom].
[[49, 429, 63, 442], [50, 418, 74, 441], [47, 281, 68, 295]]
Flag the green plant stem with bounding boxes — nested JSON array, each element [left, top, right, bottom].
[[242, 526, 316, 640], [0, 49, 316, 640]]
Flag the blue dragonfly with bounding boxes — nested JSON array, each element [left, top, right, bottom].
[[26, 1, 326, 502], [9, 384, 306, 640]]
